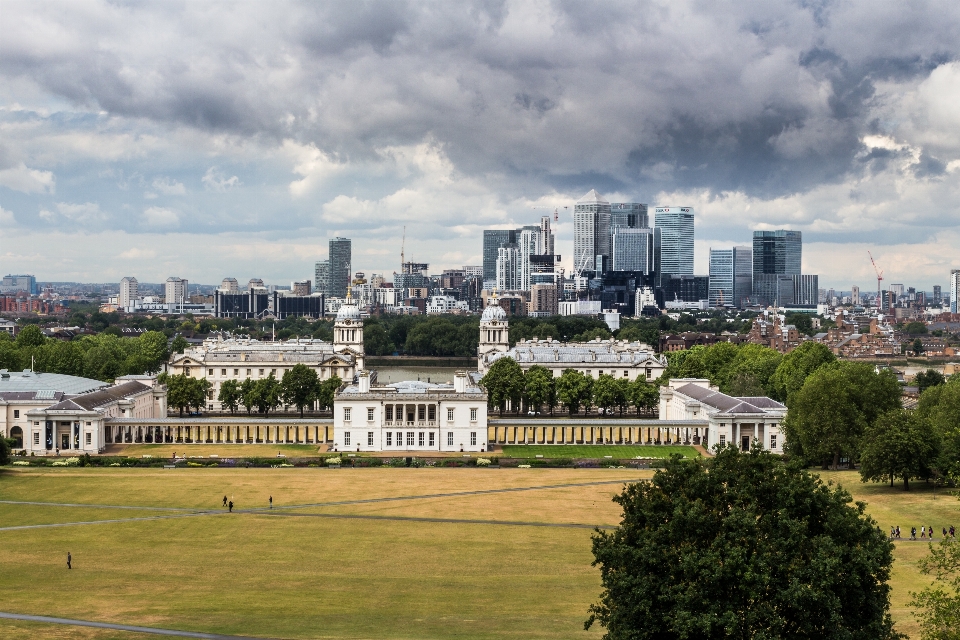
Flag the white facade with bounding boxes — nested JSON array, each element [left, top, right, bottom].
[[119, 277, 139, 311], [333, 371, 488, 452], [165, 277, 188, 310], [427, 295, 467, 314], [951, 269, 959, 313], [659, 379, 786, 452], [635, 287, 657, 314]]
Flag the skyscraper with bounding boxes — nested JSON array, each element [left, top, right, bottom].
[[654, 206, 694, 276], [612, 227, 657, 273], [752, 230, 802, 306], [496, 244, 520, 291], [852, 285, 860, 306], [933, 285, 942, 305], [609, 202, 649, 230], [119, 277, 138, 310], [165, 277, 188, 311], [708, 246, 752, 308], [733, 246, 753, 307], [950, 269, 959, 313], [328, 237, 351, 298], [483, 229, 516, 282], [314, 260, 329, 294], [573, 189, 611, 274]]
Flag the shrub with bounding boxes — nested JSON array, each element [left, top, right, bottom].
[[476, 457, 492, 466], [518, 464, 531, 468], [325, 457, 342, 466], [12, 460, 30, 466]]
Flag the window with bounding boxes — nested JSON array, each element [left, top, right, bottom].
[[208, 369, 213, 376], [247, 369, 252, 375], [447, 408, 454, 421], [719, 435, 726, 447], [344, 408, 352, 421], [406, 432, 414, 446], [386, 406, 393, 421], [623, 371, 629, 377], [344, 432, 351, 446], [770, 434, 777, 449], [184, 367, 190, 376], [234, 369, 239, 376], [368, 432, 374, 446], [418, 406, 425, 421], [470, 432, 477, 446], [447, 432, 453, 446], [429, 432, 435, 446], [85, 433, 91, 445], [598, 370, 603, 376], [386, 432, 392, 446], [367, 408, 374, 421], [418, 432, 424, 446], [13, 410, 19, 418], [428, 405, 436, 421], [34, 432, 40, 445], [271, 369, 276, 375], [259, 369, 264, 376], [221, 369, 227, 376], [470, 408, 477, 421], [397, 432, 402, 445]]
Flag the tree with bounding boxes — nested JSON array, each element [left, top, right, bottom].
[[631, 377, 660, 416], [911, 537, 960, 640], [770, 341, 836, 402], [784, 362, 901, 468], [859, 409, 939, 490], [586, 447, 901, 639], [316, 376, 342, 411], [915, 369, 946, 393], [170, 335, 188, 354], [556, 369, 593, 416], [218, 379, 242, 414], [363, 323, 395, 356], [0, 436, 13, 465], [188, 377, 211, 413], [915, 375, 960, 481], [280, 364, 321, 417], [240, 378, 257, 415], [165, 374, 193, 417], [15, 325, 45, 348], [721, 344, 782, 396], [523, 365, 554, 414], [138, 331, 169, 372], [254, 374, 281, 416], [913, 338, 924, 356], [480, 357, 525, 416], [592, 374, 623, 415]]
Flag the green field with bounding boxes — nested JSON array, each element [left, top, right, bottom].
[[0, 466, 956, 639], [499, 444, 699, 459]]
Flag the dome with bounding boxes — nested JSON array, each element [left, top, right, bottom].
[[481, 303, 506, 322], [336, 304, 361, 322]]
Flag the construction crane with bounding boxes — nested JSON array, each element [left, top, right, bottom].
[[868, 250, 884, 311], [530, 205, 568, 222], [400, 225, 405, 271]]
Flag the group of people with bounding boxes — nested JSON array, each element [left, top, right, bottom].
[[222, 494, 273, 512], [890, 525, 956, 540]]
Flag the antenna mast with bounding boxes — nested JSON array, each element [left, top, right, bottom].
[[401, 226, 405, 270]]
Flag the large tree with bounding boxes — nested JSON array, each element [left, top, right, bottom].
[[784, 362, 901, 468], [218, 379, 242, 414], [556, 369, 593, 416], [586, 447, 901, 639], [914, 375, 960, 480], [911, 537, 960, 640], [254, 374, 281, 416], [280, 364, 321, 417], [592, 374, 623, 415], [480, 357, 525, 415], [769, 341, 836, 402], [165, 374, 192, 417], [523, 365, 554, 415], [859, 409, 939, 490], [315, 376, 342, 412], [631, 377, 660, 416], [240, 378, 257, 415]]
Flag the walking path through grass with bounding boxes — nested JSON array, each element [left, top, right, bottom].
[[500, 444, 699, 458], [0, 611, 272, 639]]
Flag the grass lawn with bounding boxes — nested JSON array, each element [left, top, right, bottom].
[[103, 443, 322, 458], [0, 466, 956, 639], [499, 444, 699, 459]]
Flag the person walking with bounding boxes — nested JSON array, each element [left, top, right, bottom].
[[269, 495, 273, 509], [67, 552, 71, 570], [951, 525, 956, 538], [896, 526, 901, 539], [223, 495, 227, 507], [890, 526, 895, 539], [911, 526, 917, 540], [921, 526, 927, 539], [930, 525, 934, 540], [228, 500, 233, 512], [944, 527, 948, 539]]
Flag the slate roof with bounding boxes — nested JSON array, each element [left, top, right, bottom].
[[43, 381, 151, 412], [674, 383, 784, 415], [0, 390, 65, 403], [488, 342, 663, 367], [0, 370, 107, 395]]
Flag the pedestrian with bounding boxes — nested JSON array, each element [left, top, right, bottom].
[[911, 526, 917, 540], [269, 495, 273, 509], [67, 552, 71, 569], [222, 495, 227, 507], [951, 525, 956, 538], [55, 447, 59, 456], [930, 525, 934, 539], [228, 500, 233, 512], [896, 526, 901, 539], [921, 526, 926, 539], [890, 526, 895, 539], [944, 527, 948, 539]]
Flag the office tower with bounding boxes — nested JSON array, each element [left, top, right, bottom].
[[852, 285, 860, 305], [610, 202, 649, 230], [0, 274, 38, 295], [733, 246, 752, 307], [463, 265, 483, 279], [219, 278, 239, 293], [292, 281, 311, 296], [496, 244, 520, 291], [119, 277, 138, 310], [328, 237, 351, 298], [654, 206, 695, 276], [752, 230, 802, 305], [612, 227, 657, 273], [951, 270, 960, 313], [539, 216, 555, 257], [573, 189, 611, 274], [165, 277, 188, 309], [889, 283, 905, 298], [933, 285, 941, 305], [708, 249, 733, 307], [793, 275, 819, 306], [314, 260, 329, 294], [483, 230, 516, 282]]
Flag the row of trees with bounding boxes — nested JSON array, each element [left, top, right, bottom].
[[0, 325, 169, 381], [479, 360, 660, 416], [162, 364, 342, 418]]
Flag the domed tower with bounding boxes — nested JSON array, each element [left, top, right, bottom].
[[478, 298, 509, 373], [334, 302, 364, 369]]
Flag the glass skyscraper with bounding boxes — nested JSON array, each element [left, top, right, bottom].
[[609, 202, 649, 230], [327, 237, 351, 298], [752, 230, 802, 306], [573, 189, 611, 274], [483, 229, 516, 282], [611, 227, 657, 273], [654, 206, 694, 276]]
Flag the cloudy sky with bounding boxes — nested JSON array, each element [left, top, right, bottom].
[[2, 0, 959, 289]]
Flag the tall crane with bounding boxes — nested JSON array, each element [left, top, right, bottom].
[[868, 250, 884, 311], [530, 205, 568, 222]]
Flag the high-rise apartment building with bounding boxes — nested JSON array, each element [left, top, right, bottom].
[[933, 285, 942, 305], [851, 285, 860, 306], [314, 260, 329, 294], [573, 189, 611, 274], [118, 277, 138, 310], [530, 283, 559, 316], [328, 238, 351, 298], [950, 270, 960, 313], [612, 227, 657, 273], [496, 244, 520, 291], [610, 202, 649, 230], [219, 278, 239, 293], [164, 277, 188, 310], [889, 283, 905, 297], [654, 206, 694, 276], [483, 230, 516, 282]]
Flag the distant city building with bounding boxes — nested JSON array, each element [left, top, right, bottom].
[[889, 283, 905, 297], [951, 270, 960, 313], [463, 265, 483, 279], [119, 277, 138, 310], [1, 274, 38, 295], [164, 277, 188, 311], [219, 278, 239, 293], [482, 230, 516, 282], [612, 227, 657, 273], [530, 283, 559, 316], [654, 206, 694, 277], [495, 244, 520, 291], [609, 202, 649, 230], [574, 189, 612, 274], [292, 280, 311, 296], [932, 285, 942, 305], [314, 260, 329, 294], [327, 238, 352, 298], [852, 285, 860, 306], [709, 248, 751, 307], [751, 230, 803, 305], [247, 278, 264, 289]]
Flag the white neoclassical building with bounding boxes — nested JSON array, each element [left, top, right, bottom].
[[659, 378, 786, 452], [333, 371, 488, 453], [477, 298, 667, 381], [168, 303, 365, 411]]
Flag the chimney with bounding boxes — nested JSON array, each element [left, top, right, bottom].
[[454, 370, 467, 393], [358, 370, 370, 393]]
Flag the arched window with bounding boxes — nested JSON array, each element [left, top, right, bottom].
[[10, 426, 23, 448]]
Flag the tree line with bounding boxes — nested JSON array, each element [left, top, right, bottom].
[[161, 364, 341, 418]]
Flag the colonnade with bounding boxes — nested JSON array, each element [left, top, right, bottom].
[[104, 424, 333, 444], [488, 425, 707, 446], [383, 403, 437, 426]]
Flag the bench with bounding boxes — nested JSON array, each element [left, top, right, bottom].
[[163, 464, 177, 469]]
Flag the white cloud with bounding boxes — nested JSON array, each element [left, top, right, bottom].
[[118, 247, 157, 259], [0, 162, 55, 194], [152, 176, 186, 195], [142, 206, 180, 228], [0, 206, 16, 225], [56, 201, 105, 223], [202, 167, 241, 192]]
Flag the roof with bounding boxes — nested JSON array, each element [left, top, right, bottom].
[[0, 369, 107, 395], [673, 383, 784, 415], [339, 379, 485, 397], [0, 390, 65, 403], [577, 189, 608, 205], [487, 341, 664, 367], [44, 381, 152, 412]]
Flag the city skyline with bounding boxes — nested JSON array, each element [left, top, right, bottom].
[[1, 2, 958, 289]]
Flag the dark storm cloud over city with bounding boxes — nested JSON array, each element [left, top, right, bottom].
[[1, 0, 958, 286]]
